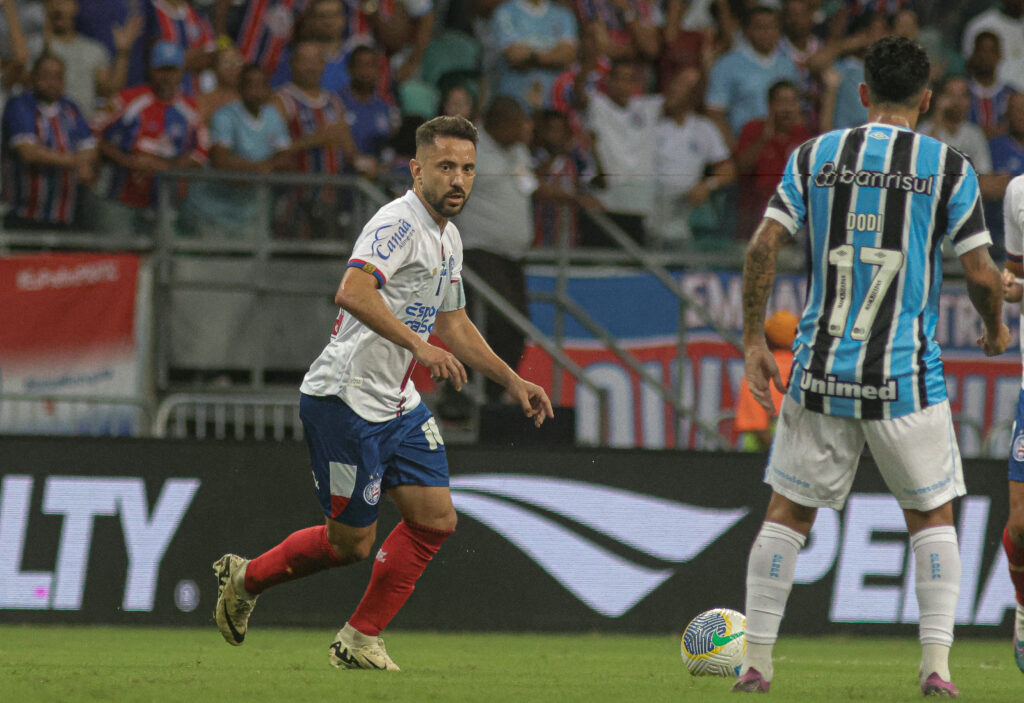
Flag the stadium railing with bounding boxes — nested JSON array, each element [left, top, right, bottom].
[[0, 170, 624, 444]]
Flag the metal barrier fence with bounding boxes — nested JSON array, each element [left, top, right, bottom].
[[1, 170, 647, 445], [153, 392, 303, 441]]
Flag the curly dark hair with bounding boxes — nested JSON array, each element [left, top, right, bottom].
[[864, 36, 931, 107], [415, 115, 479, 150]]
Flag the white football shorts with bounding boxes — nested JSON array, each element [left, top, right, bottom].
[[765, 396, 965, 511]]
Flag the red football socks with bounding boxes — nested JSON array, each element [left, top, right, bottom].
[[1004, 526, 1024, 607], [244, 525, 343, 595], [348, 520, 453, 636]]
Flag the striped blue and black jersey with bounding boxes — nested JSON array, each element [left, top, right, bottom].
[[765, 122, 991, 420]]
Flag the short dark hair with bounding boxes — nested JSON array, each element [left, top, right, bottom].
[[864, 36, 930, 106], [483, 95, 526, 129], [931, 73, 968, 99], [31, 51, 65, 77], [743, 5, 778, 28], [415, 115, 478, 150], [973, 30, 1001, 51], [768, 80, 798, 102], [290, 39, 321, 63], [348, 43, 378, 66], [239, 62, 266, 83], [535, 108, 567, 125]]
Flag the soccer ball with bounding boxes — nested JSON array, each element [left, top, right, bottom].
[[680, 607, 746, 677]]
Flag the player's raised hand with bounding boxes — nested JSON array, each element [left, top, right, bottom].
[[745, 344, 784, 414], [414, 343, 467, 391], [507, 377, 555, 428], [978, 322, 1011, 357]]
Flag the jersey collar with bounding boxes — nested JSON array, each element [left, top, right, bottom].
[[403, 189, 444, 240], [864, 120, 913, 133]]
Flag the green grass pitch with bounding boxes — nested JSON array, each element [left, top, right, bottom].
[[0, 626, 1020, 702]]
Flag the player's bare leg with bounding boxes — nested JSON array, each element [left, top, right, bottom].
[[330, 485, 456, 671], [903, 502, 961, 697], [732, 491, 814, 693], [1005, 480, 1024, 674], [214, 519, 373, 646]]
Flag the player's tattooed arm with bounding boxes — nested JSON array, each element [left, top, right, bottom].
[[742, 218, 791, 347], [742, 218, 792, 413]]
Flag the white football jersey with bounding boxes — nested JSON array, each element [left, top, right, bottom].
[[300, 190, 465, 421], [1004, 174, 1024, 385]]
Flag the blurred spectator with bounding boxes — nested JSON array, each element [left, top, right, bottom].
[[734, 309, 797, 452], [962, 0, 1024, 87], [453, 95, 537, 402], [992, 93, 1024, 177], [348, 0, 435, 84], [0, 0, 35, 93], [271, 39, 361, 238], [780, 0, 824, 124], [826, 9, 888, 130], [920, 75, 993, 177], [214, 0, 308, 77], [780, 0, 823, 76], [705, 5, 800, 142], [671, 0, 727, 34], [551, 21, 610, 145], [651, 66, 734, 247], [494, 0, 578, 111], [734, 79, 811, 239], [987, 92, 1024, 255], [659, 0, 713, 91], [74, 1, 147, 90], [531, 108, 602, 247], [24, 0, 142, 118], [98, 41, 207, 233], [338, 44, 399, 162], [2, 53, 96, 229], [439, 81, 479, 122], [379, 113, 424, 196], [182, 63, 293, 237], [271, 0, 362, 97], [197, 45, 243, 123], [890, 6, 918, 39], [574, 0, 661, 62], [966, 31, 1018, 138], [903, 7, 960, 81], [148, 0, 217, 96], [469, 0, 505, 104], [575, 57, 662, 243], [300, 0, 351, 91]]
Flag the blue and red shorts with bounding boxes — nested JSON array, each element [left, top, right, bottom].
[[299, 393, 449, 527], [1007, 389, 1024, 483]]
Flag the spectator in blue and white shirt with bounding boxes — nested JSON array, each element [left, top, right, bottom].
[[494, 0, 578, 110], [2, 52, 96, 229], [705, 5, 799, 142], [182, 63, 293, 237], [337, 44, 399, 163]]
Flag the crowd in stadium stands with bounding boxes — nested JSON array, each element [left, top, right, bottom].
[[2, 0, 1024, 252]]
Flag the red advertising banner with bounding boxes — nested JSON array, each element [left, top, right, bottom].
[[0, 253, 142, 435]]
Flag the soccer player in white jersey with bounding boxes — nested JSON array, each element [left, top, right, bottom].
[[733, 36, 1010, 697], [998, 173, 1024, 675], [211, 115, 554, 670]]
